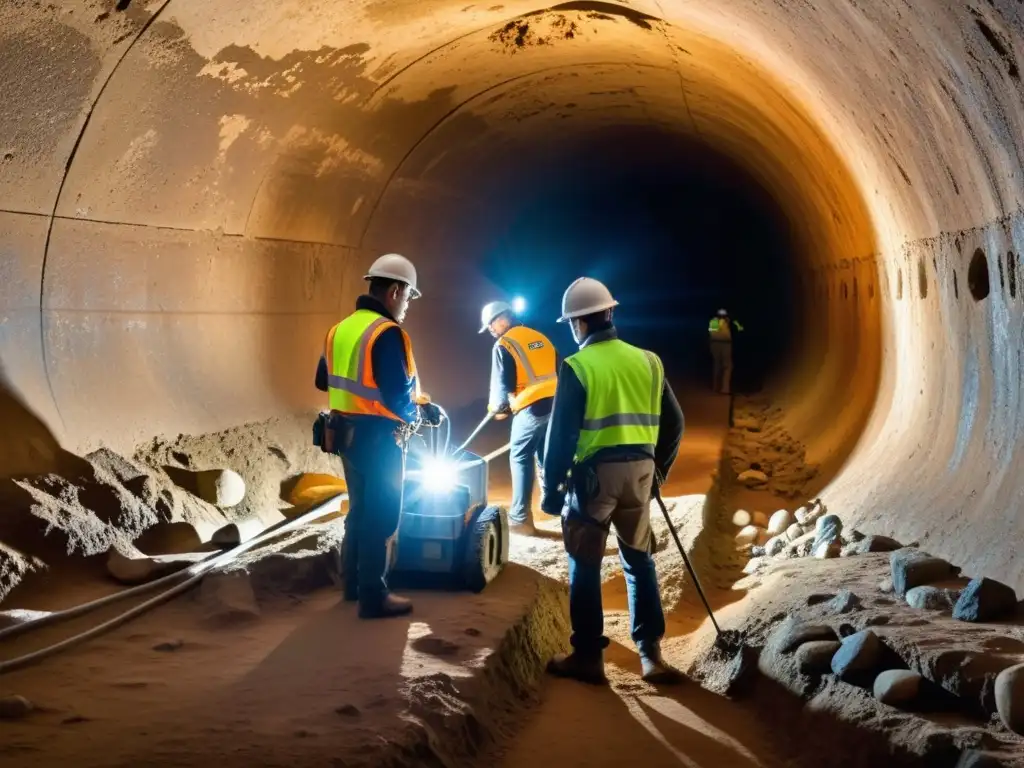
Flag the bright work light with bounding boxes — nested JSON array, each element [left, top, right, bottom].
[[512, 296, 526, 314]]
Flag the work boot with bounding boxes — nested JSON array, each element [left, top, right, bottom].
[[358, 593, 413, 620], [639, 645, 685, 685], [509, 519, 537, 537], [546, 652, 607, 685]]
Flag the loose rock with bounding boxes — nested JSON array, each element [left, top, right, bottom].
[[738, 469, 768, 487], [743, 557, 766, 575], [195, 468, 247, 508], [995, 663, 1024, 735], [890, 549, 958, 598], [874, 669, 923, 706], [828, 590, 862, 614], [879, 578, 893, 594], [785, 523, 803, 542], [953, 578, 1018, 623], [956, 750, 1009, 768], [750, 545, 766, 558], [0, 695, 33, 720], [850, 535, 903, 555], [778, 621, 838, 653], [751, 511, 769, 528], [813, 540, 840, 559], [765, 536, 787, 557], [814, 514, 843, 546], [735, 526, 761, 546], [732, 510, 752, 527], [831, 630, 882, 680], [198, 570, 260, 623], [796, 640, 841, 674], [906, 585, 958, 611], [795, 500, 826, 526], [768, 509, 795, 536], [153, 639, 184, 652]]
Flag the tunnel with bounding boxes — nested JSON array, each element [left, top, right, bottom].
[[1, 1, 1023, 594]]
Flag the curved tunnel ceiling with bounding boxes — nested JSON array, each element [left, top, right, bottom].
[[1, 0, 1023, 586]]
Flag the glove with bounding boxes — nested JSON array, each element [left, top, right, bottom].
[[541, 486, 566, 516], [488, 403, 512, 422], [419, 402, 444, 427]]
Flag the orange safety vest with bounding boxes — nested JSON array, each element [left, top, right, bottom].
[[325, 308, 422, 422], [497, 325, 558, 413]]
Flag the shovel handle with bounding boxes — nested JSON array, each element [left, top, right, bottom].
[[653, 488, 723, 637]]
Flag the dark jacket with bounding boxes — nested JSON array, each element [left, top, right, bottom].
[[540, 327, 684, 513], [487, 322, 560, 418], [315, 295, 419, 424]]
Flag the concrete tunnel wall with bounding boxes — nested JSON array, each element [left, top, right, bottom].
[[0, 1, 1021, 585]]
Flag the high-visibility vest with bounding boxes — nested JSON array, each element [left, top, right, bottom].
[[324, 308, 421, 422], [497, 325, 558, 413], [565, 338, 663, 464], [709, 317, 743, 339]]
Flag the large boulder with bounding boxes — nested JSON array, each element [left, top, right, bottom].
[[890, 549, 958, 598], [995, 663, 1024, 735], [953, 578, 1018, 623]]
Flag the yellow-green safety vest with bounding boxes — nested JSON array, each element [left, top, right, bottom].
[[325, 308, 420, 422], [565, 338, 663, 463]]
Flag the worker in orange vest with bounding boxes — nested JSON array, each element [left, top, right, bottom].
[[316, 253, 441, 619], [479, 300, 560, 536]]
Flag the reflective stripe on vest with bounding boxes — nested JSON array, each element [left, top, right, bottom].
[[325, 309, 419, 422], [499, 325, 558, 413], [565, 338, 663, 463]]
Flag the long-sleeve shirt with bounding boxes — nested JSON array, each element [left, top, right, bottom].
[[542, 327, 684, 503], [316, 295, 419, 424], [487, 323, 560, 418]]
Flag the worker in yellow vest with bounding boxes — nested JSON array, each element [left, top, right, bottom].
[[540, 277, 685, 685], [479, 300, 560, 536], [315, 253, 441, 619], [708, 308, 743, 394]]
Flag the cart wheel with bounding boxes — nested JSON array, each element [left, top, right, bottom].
[[463, 505, 504, 592]]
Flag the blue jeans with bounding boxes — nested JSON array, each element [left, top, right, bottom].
[[568, 542, 666, 658], [338, 420, 405, 607], [509, 409, 549, 524]]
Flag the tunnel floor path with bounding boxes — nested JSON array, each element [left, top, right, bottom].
[[487, 390, 791, 768]]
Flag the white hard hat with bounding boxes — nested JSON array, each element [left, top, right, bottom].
[[364, 253, 421, 298], [479, 300, 513, 333], [717, 308, 728, 316], [558, 277, 619, 323]]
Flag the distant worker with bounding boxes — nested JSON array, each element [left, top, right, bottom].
[[315, 253, 442, 620], [541, 277, 685, 685], [480, 299, 560, 536], [708, 308, 743, 395]]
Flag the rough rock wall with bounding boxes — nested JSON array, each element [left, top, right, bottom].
[[0, 1, 1021, 587]]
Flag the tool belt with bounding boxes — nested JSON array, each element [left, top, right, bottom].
[[313, 411, 421, 454], [312, 411, 355, 455]]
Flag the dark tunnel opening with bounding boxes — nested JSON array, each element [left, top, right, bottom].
[[460, 126, 803, 395]]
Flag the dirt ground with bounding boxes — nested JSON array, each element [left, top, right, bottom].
[[3, 387, 1023, 766]]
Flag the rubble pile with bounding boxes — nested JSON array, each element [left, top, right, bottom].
[[728, 399, 819, 499], [734, 498, 909, 577]]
